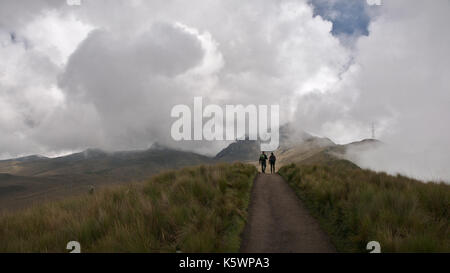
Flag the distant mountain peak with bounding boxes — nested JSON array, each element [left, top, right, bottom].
[[83, 148, 106, 155], [0, 154, 48, 162], [347, 138, 382, 145], [149, 142, 170, 151], [215, 139, 260, 162]]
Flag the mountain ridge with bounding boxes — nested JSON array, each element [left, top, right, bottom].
[[0, 125, 381, 211]]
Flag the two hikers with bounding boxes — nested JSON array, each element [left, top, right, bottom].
[[259, 152, 276, 174]]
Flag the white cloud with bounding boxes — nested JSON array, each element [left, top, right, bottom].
[[0, 7, 91, 158], [22, 10, 92, 65], [1, 0, 350, 157]]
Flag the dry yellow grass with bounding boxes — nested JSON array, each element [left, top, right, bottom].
[[279, 160, 450, 252], [0, 163, 256, 253]]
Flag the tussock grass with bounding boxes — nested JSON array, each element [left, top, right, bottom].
[[0, 163, 256, 253], [279, 160, 450, 252]]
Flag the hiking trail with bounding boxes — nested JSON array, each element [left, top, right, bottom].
[[240, 173, 336, 253]]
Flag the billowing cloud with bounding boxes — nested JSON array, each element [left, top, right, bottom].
[[1, 0, 348, 157], [344, 0, 450, 182]]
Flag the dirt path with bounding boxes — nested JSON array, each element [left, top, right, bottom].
[[240, 173, 336, 253]]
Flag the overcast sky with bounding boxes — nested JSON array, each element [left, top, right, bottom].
[[0, 0, 449, 181]]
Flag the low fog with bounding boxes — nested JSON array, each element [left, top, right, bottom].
[[0, 0, 449, 182]]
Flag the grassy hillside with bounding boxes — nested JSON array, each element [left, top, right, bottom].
[[279, 160, 450, 253], [0, 147, 214, 211], [0, 163, 256, 253]]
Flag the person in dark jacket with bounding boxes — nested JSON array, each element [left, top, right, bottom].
[[259, 151, 268, 173], [269, 152, 276, 174]]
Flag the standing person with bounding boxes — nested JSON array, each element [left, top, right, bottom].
[[269, 152, 276, 174], [259, 151, 268, 173]]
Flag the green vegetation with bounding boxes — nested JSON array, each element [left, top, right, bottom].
[[279, 160, 450, 253], [0, 163, 257, 253]]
